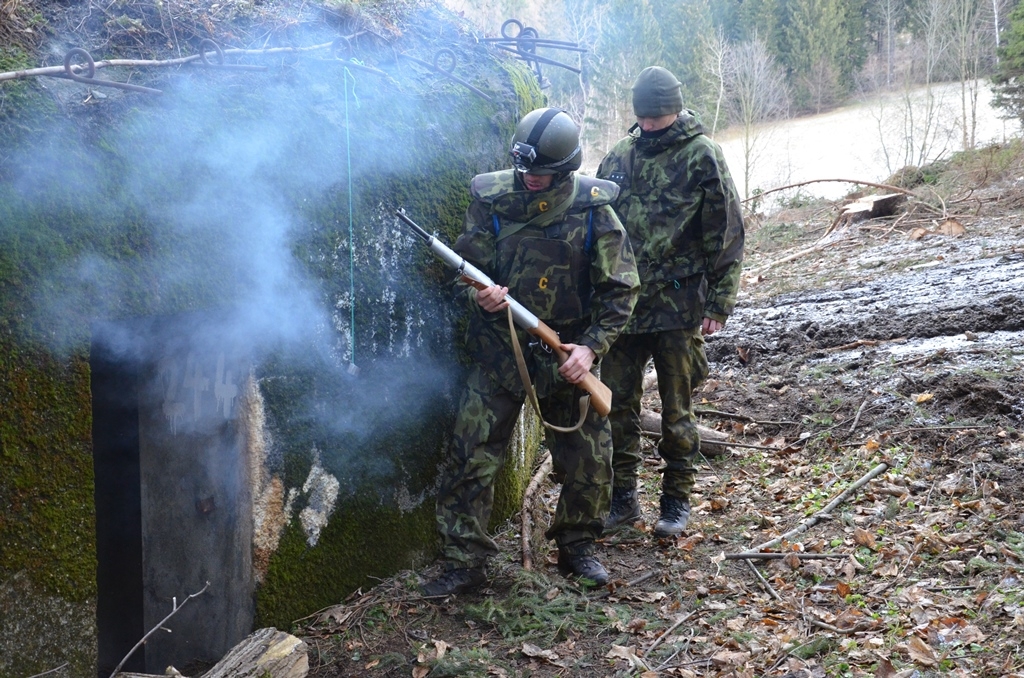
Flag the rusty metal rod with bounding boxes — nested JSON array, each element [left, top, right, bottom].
[[479, 37, 588, 52], [492, 44, 581, 74]]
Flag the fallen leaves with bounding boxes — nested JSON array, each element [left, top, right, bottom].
[[853, 527, 877, 549], [908, 217, 967, 239]]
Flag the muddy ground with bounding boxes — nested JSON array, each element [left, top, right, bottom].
[[292, 155, 1024, 678]]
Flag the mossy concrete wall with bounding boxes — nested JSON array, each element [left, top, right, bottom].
[[0, 3, 547, 674]]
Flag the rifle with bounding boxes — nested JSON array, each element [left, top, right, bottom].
[[396, 209, 612, 417]]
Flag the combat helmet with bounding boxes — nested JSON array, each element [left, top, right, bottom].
[[509, 107, 582, 175]]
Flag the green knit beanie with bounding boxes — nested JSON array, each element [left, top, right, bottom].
[[631, 66, 683, 117]]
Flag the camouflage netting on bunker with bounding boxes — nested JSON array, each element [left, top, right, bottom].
[[0, 1, 546, 675]]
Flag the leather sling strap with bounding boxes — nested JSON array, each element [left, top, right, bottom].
[[507, 307, 590, 433]]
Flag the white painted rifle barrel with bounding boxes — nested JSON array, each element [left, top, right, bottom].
[[396, 209, 541, 332]]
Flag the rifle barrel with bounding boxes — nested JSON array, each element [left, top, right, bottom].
[[396, 209, 433, 242]]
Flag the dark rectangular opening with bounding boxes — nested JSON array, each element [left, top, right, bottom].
[[91, 328, 146, 677], [90, 314, 255, 675]]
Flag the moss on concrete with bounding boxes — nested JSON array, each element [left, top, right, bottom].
[[0, 336, 96, 600], [256, 495, 437, 628]]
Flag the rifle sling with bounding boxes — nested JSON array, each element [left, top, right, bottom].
[[507, 307, 589, 433]]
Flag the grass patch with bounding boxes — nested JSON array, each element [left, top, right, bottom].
[[462, 570, 615, 642]]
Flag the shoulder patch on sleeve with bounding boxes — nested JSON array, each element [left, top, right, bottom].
[[573, 176, 620, 209], [470, 170, 517, 203]]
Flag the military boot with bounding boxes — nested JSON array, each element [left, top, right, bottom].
[[557, 543, 609, 587], [604, 486, 641, 533], [653, 494, 691, 537], [420, 566, 486, 597]]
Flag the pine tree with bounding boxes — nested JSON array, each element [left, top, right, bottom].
[[585, 0, 664, 154], [992, 0, 1024, 123]]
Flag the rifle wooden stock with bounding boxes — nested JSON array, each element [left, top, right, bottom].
[[456, 274, 612, 417], [396, 207, 614, 417]]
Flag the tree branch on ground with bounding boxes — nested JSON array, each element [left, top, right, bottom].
[[521, 451, 553, 571], [741, 461, 890, 554], [110, 581, 210, 678]]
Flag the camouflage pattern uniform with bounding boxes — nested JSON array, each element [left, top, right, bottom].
[[597, 110, 744, 499], [436, 169, 639, 568]]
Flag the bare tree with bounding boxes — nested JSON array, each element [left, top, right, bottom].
[[878, 0, 905, 88], [723, 36, 790, 200], [698, 27, 729, 137], [558, 0, 610, 162], [800, 57, 841, 114], [942, 0, 983, 148], [873, 0, 954, 174]]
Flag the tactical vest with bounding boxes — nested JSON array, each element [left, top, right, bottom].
[[470, 170, 619, 322]]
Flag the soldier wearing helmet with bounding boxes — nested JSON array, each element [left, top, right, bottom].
[[421, 107, 639, 597], [597, 66, 745, 539]]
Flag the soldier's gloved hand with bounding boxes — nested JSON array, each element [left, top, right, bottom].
[[475, 285, 510, 313], [558, 344, 596, 384], [701, 317, 724, 336]]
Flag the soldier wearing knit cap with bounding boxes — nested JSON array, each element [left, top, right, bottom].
[[597, 66, 745, 538]]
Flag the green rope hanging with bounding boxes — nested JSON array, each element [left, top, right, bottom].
[[343, 66, 359, 371]]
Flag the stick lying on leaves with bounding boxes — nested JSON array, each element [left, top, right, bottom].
[[109, 581, 210, 678], [724, 552, 848, 560], [739, 461, 890, 555]]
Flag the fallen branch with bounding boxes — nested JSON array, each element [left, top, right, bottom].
[[849, 399, 870, 433], [119, 627, 309, 678], [741, 461, 890, 554], [26, 664, 68, 678], [747, 237, 862, 276], [742, 178, 917, 203], [110, 581, 210, 678], [639, 409, 733, 453], [590, 570, 659, 600], [826, 339, 881, 352], [746, 560, 782, 602], [0, 41, 342, 84], [892, 425, 988, 434], [521, 451, 553, 571], [639, 428, 779, 451], [724, 552, 849, 561], [696, 408, 798, 427], [646, 610, 698, 655], [805, 618, 875, 635]]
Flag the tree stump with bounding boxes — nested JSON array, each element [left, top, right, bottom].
[[829, 192, 906, 234]]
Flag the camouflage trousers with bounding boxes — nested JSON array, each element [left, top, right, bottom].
[[603, 328, 709, 498], [436, 364, 613, 569]]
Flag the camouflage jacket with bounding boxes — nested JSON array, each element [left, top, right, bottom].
[[453, 170, 639, 395], [596, 111, 744, 333]]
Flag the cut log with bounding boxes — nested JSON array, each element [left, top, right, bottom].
[[119, 628, 308, 678], [841, 193, 905, 222], [639, 409, 731, 456], [826, 193, 907, 236]]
